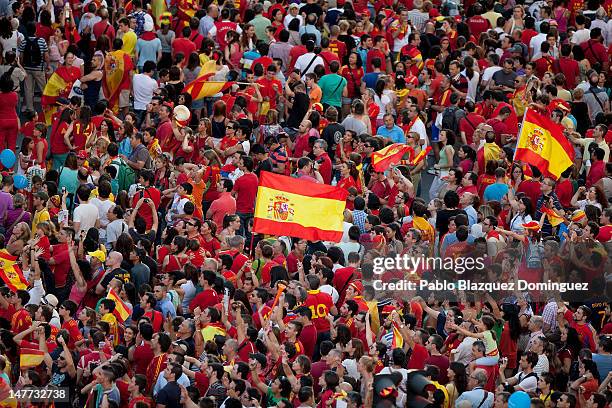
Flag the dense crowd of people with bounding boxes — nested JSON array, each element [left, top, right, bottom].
[[0, 0, 611, 406]]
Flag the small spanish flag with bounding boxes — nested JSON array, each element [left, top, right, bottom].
[[515, 109, 574, 180], [0, 250, 28, 292], [540, 206, 565, 227], [391, 322, 404, 349], [253, 172, 348, 242], [410, 146, 432, 166], [371, 144, 414, 172], [184, 72, 234, 101], [107, 288, 132, 323], [20, 348, 45, 368]]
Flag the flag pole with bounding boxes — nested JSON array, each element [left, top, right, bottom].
[[512, 106, 529, 163]]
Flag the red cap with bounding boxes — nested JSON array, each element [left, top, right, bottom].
[[77, 150, 88, 159], [348, 280, 363, 294]]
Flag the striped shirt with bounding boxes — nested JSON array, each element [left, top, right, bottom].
[[18, 37, 47, 71]]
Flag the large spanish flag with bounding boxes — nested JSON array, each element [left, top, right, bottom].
[[103, 50, 134, 113], [184, 72, 234, 101], [515, 109, 574, 180], [41, 66, 81, 125], [20, 348, 45, 368], [253, 172, 348, 242], [371, 143, 414, 172], [0, 250, 27, 292], [107, 288, 132, 323]]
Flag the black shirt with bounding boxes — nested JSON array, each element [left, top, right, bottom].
[[50, 364, 76, 408], [256, 158, 274, 177], [435, 209, 467, 236], [300, 3, 323, 17], [157, 381, 182, 408], [321, 122, 345, 161], [286, 91, 310, 129]]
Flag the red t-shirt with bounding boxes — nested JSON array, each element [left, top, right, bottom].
[[555, 179, 573, 208], [233, 173, 258, 213], [317, 153, 333, 184], [300, 323, 318, 359], [62, 319, 84, 349], [189, 288, 220, 313], [132, 343, 154, 376], [303, 290, 334, 332], [51, 243, 70, 287], [597, 225, 612, 242], [555, 57, 580, 89], [50, 122, 70, 155], [407, 343, 429, 369], [517, 179, 542, 209], [466, 16, 490, 39], [172, 38, 197, 65], [131, 187, 161, 230], [93, 21, 116, 42]]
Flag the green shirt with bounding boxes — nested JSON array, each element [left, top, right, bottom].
[[250, 15, 272, 44], [319, 73, 347, 108]]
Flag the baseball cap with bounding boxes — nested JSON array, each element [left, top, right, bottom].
[[88, 250, 107, 263], [249, 353, 268, 368], [42, 294, 59, 308], [510, 44, 523, 53], [77, 150, 88, 159]]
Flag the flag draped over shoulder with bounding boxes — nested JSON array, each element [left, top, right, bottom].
[[20, 348, 45, 368], [107, 288, 132, 323], [0, 250, 28, 292], [253, 172, 348, 242], [371, 144, 414, 172], [515, 109, 575, 180], [410, 146, 432, 166], [41, 66, 81, 125], [103, 51, 134, 113], [184, 72, 234, 101]]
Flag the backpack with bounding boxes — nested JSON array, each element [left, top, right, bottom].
[[0, 65, 16, 87], [112, 158, 136, 193], [441, 106, 464, 134], [23, 37, 42, 68]]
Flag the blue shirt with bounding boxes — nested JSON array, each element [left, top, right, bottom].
[[157, 297, 176, 319], [455, 388, 493, 408], [362, 72, 381, 90], [136, 38, 162, 69], [298, 25, 321, 46], [376, 125, 405, 143], [483, 182, 509, 202]]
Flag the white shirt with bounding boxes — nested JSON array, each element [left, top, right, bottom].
[[512, 371, 538, 393], [529, 33, 547, 56], [73, 202, 99, 235], [24, 271, 44, 306], [90, 197, 114, 229], [453, 337, 476, 365], [320, 284, 339, 304], [208, 21, 242, 39], [132, 73, 158, 110], [284, 14, 303, 29], [571, 28, 591, 45], [295, 52, 324, 79], [482, 66, 502, 83], [408, 118, 428, 147], [106, 219, 128, 247], [463, 69, 480, 103]]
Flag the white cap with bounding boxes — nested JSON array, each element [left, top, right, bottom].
[[42, 294, 59, 308], [144, 21, 154, 32]]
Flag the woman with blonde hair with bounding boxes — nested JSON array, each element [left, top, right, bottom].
[[504, 5, 525, 33]]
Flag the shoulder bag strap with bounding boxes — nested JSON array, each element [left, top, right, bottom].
[[301, 53, 320, 75], [590, 86, 607, 112], [476, 390, 490, 408], [331, 76, 345, 95], [5, 210, 25, 231]]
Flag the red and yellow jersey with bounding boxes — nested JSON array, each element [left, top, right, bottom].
[[11, 308, 32, 336], [303, 290, 334, 332]]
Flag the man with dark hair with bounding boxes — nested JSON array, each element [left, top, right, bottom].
[[157, 363, 183, 407], [130, 169, 161, 231], [424, 334, 450, 384], [73, 185, 98, 235], [146, 332, 171, 393], [233, 156, 259, 237], [499, 351, 539, 393], [133, 60, 158, 125], [59, 300, 84, 349], [19, 21, 49, 112], [123, 132, 153, 177]]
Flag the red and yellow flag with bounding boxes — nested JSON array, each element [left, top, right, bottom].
[[103, 50, 134, 113], [391, 322, 404, 349], [515, 109, 575, 180], [20, 348, 45, 368], [184, 72, 234, 101], [410, 146, 432, 166], [41, 66, 81, 125], [253, 172, 348, 242], [540, 206, 565, 227], [0, 250, 27, 292], [371, 143, 414, 172], [107, 288, 132, 323]]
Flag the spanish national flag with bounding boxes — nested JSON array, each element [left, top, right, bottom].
[[371, 144, 414, 172], [515, 109, 574, 180], [103, 50, 134, 113], [184, 72, 234, 101], [0, 250, 28, 292], [20, 348, 45, 368], [41, 66, 81, 125], [253, 172, 348, 242], [107, 288, 132, 323], [540, 206, 565, 227]]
